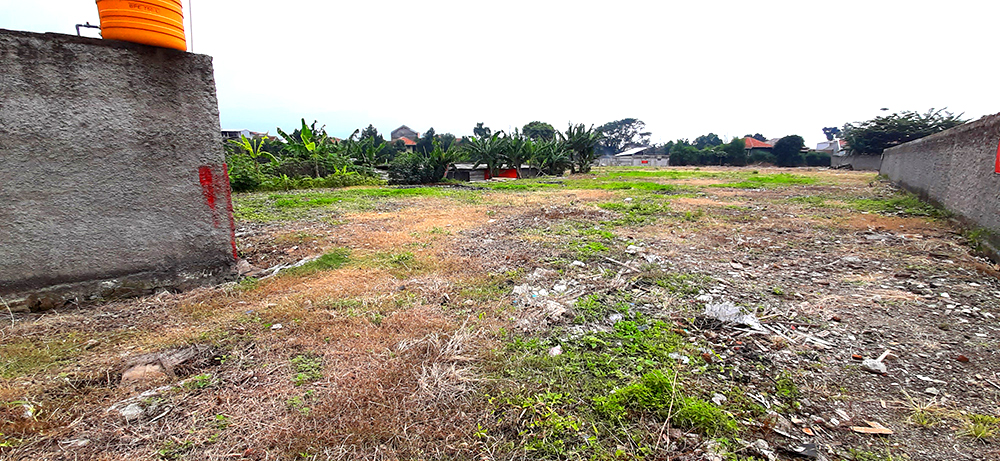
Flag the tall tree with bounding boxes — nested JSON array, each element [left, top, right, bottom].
[[693, 133, 724, 149], [473, 122, 492, 138], [597, 118, 651, 153], [522, 121, 556, 141], [772, 135, 805, 167], [842, 108, 965, 155], [415, 127, 436, 154], [821, 127, 842, 141]]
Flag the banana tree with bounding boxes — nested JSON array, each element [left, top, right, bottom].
[[559, 123, 603, 174], [464, 132, 508, 178], [228, 134, 277, 176]]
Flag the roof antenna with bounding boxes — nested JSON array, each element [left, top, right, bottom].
[[188, 0, 194, 52], [75, 22, 100, 36]]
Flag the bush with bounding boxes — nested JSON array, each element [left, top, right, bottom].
[[387, 152, 444, 185], [804, 151, 831, 166], [748, 150, 776, 165], [772, 135, 805, 167]]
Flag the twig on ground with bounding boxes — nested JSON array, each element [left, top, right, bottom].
[[1, 295, 14, 328]]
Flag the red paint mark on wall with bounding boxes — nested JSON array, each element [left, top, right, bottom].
[[995, 139, 1000, 173], [198, 166, 219, 227], [199, 165, 238, 260]]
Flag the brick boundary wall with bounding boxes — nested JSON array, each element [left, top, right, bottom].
[[0, 29, 237, 312], [880, 112, 1000, 262]]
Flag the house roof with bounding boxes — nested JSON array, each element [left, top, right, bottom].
[[397, 137, 417, 146], [615, 146, 653, 157], [743, 137, 773, 149]]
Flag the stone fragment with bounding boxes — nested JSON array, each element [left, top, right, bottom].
[[121, 364, 167, 383]]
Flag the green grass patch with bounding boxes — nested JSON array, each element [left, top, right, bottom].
[[234, 186, 478, 222], [483, 309, 740, 458], [0, 333, 92, 378], [599, 170, 730, 180], [290, 354, 324, 386], [281, 248, 350, 277], [848, 193, 949, 218], [710, 173, 816, 189]]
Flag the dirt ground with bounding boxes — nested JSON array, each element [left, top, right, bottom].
[[2, 167, 998, 461]]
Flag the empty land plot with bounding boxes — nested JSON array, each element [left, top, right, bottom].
[[2, 167, 998, 461]]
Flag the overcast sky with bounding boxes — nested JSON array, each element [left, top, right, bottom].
[[3, 1, 997, 147]]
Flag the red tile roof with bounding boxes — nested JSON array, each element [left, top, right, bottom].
[[743, 137, 773, 149], [397, 137, 417, 146]]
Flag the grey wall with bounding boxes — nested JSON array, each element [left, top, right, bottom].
[[0, 29, 236, 312], [832, 153, 883, 171], [880, 112, 1000, 259]]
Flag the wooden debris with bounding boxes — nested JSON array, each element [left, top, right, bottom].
[[850, 421, 893, 435]]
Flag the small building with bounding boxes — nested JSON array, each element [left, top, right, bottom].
[[609, 146, 669, 167], [446, 164, 540, 182], [221, 129, 268, 141], [744, 137, 773, 155], [391, 125, 419, 143]]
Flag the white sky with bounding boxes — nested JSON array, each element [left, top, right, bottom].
[[3, 1, 997, 147]]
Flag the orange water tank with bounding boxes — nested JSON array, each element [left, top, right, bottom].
[[96, 0, 186, 51]]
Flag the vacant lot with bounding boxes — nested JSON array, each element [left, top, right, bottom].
[[2, 167, 998, 461]]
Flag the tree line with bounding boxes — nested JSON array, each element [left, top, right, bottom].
[[224, 120, 606, 190]]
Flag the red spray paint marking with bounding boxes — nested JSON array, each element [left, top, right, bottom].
[[221, 164, 238, 259], [995, 139, 1000, 174], [198, 166, 220, 227]]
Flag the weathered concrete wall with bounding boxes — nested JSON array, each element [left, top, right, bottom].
[[0, 29, 236, 311], [880, 112, 1000, 259], [831, 153, 883, 171]]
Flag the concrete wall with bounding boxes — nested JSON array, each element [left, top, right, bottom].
[[880, 112, 1000, 259], [831, 153, 883, 171], [0, 29, 236, 312]]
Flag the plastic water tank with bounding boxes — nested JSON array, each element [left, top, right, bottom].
[[96, 0, 186, 51]]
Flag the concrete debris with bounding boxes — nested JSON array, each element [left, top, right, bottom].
[[625, 245, 645, 254], [861, 350, 892, 375], [703, 301, 763, 330], [270, 323, 283, 330], [668, 352, 690, 364], [119, 403, 144, 421], [924, 387, 940, 396], [570, 260, 586, 268], [121, 363, 167, 383]]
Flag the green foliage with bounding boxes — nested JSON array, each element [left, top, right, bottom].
[[388, 139, 460, 185], [694, 133, 724, 150], [290, 354, 324, 386], [560, 123, 604, 174], [804, 150, 831, 166], [183, 373, 216, 389], [722, 138, 747, 166], [843, 108, 966, 155], [157, 439, 194, 459], [283, 249, 350, 277], [523, 121, 557, 141], [772, 135, 805, 167], [597, 118, 650, 154]]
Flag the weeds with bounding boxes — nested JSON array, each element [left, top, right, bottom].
[[282, 248, 350, 277], [290, 354, 324, 386], [958, 413, 999, 440]]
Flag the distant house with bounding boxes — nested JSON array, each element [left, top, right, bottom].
[[221, 129, 269, 141], [391, 125, 419, 143], [816, 139, 847, 155], [390, 125, 420, 153], [608, 146, 669, 167], [743, 137, 773, 155]]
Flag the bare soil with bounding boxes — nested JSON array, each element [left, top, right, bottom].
[[1, 167, 998, 461]]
